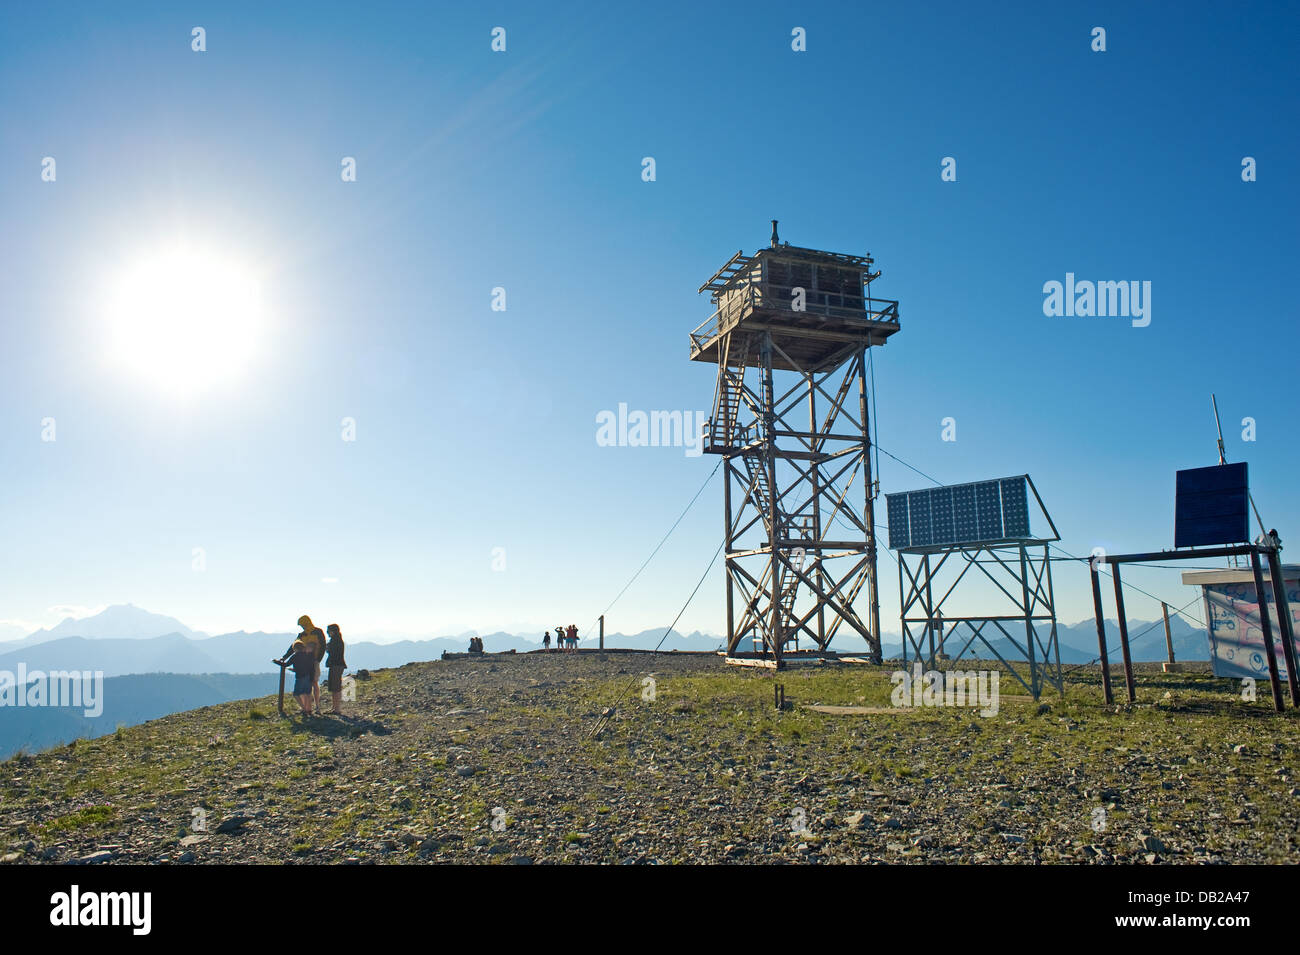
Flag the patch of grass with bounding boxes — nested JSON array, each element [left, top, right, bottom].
[[39, 804, 117, 835]]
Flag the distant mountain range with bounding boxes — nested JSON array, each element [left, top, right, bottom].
[[0, 605, 727, 668], [0, 603, 1209, 677], [0, 628, 728, 679]]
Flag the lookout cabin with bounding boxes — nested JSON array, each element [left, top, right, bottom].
[[689, 224, 901, 372]]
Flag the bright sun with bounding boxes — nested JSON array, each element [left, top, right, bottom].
[[105, 245, 265, 397]]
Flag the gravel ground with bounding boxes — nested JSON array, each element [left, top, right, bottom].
[[1, 651, 1297, 864]]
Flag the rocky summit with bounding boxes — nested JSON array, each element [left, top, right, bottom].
[[1, 652, 1297, 865]]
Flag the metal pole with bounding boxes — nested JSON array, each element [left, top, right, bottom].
[[1211, 393, 1227, 465], [762, 332, 781, 666], [1264, 548, 1299, 707], [1250, 550, 1285, 712], [1089, 565, 1113, 704], [1110, 566, 1137, 703], [857, 349, 882, 663], [809, 370, 826, 650], [1044, 545, 1064, 696], [1161, 602, 1175, 665], [599, 614, 605, 651], [723, 457, 736, 654], [897, 551, 908, 668], [1020, 545, 1039, 699], [923, 554, 935, 668]]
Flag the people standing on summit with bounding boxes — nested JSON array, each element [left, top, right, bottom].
[[296, 615, 327, 711]]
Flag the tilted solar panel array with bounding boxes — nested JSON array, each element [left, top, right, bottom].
[[909, 489, 932, 547], [975, 481, 1003, 541], [885, 476, 1033, 550], [929, 487, 955, 544], [886, 493, 910, 550], [952, 483, 978, 543], [1000, 477, 1030, 538]]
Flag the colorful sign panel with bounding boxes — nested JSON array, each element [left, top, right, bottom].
[[1197, 569, 1300, 681]]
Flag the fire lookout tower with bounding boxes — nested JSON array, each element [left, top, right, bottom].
[[690, 223, 900, 663]]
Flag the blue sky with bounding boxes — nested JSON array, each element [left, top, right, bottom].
[[1, 1, 1296, 642]]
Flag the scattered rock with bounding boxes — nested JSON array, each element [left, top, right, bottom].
[[1141, 835, 1168, 854]]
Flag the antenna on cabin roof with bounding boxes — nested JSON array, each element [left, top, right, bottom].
[[770, 219, 779, 248]]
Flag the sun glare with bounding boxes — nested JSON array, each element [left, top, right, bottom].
[[104, 245, 265, 397]]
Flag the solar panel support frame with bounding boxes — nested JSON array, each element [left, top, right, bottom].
[[890, 475, 1063, 699]]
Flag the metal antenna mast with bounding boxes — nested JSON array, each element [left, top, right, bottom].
[[1211, 393, 1227, 465], [1210, 394, 1269, 559]]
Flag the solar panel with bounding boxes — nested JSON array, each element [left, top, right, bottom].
[[886, 493, 910, 550], [976, 481, 1003, 540], [929, 486, 954, 545], [952, 483, 978, 542], [1000, 477, 1030, 538], [1175, 462, 1249, 548], [908, 490, 933, 547], [885, 476, 1039, 551]]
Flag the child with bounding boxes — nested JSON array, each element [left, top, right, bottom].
[[289, 639, 316, 716], [325, 624, 347, 715]]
